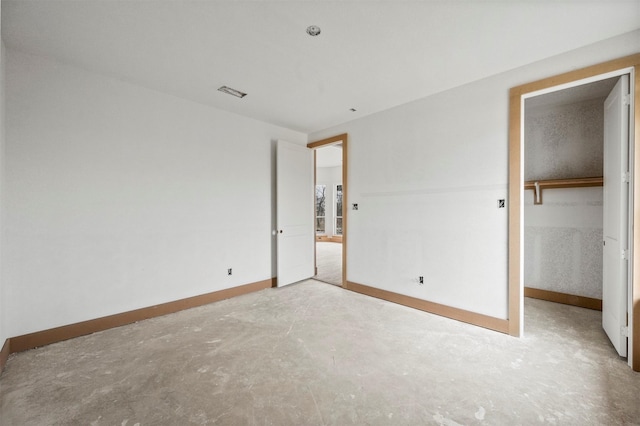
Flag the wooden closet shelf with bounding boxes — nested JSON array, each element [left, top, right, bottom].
[[524, 176, 603, 205]]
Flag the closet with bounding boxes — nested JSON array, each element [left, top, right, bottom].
[[523, 77, 620, 309]]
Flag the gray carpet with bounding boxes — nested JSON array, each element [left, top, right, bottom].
[[315, 242, 342, 286], [1, 280, 639, 425]]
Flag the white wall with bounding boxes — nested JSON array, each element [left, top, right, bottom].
[[316, 166, 342, 236], [4, 50, 306, 337], [310, 30, 640, 320], [524, 99, 605, 298]]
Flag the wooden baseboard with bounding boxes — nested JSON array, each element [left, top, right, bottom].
[[8, 279, 273, 354], [316, 235, 342, 243], [0, 339, 10, 374], [346, 281, 509, 334], [524, 287, 602, 311]]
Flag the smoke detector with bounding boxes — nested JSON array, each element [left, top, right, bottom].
[[306, 25, 321, 36]]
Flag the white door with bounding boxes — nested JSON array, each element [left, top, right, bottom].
[[602, 75, 630, 357], [276, 140, 315, 287]]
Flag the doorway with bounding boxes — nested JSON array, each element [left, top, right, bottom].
[[522, 76, 623, 355], [308, 134, 348, 287], [314, 144, 343, 285], [508, 54, 640, 371]]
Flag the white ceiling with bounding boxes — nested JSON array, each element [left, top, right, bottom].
[[2, 1, 639, 134]]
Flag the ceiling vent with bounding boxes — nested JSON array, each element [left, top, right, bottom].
[[218, 86, 247, 98]]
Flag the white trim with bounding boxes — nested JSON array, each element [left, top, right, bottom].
[[522, 67, 635, 101], [519, 95, 526, 337], [627, 67, 635, 368]]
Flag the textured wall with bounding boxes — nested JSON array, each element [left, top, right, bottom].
[[525, 98, 603, 181], [524, 188, 603, 298], [524, 98, 604, 298]]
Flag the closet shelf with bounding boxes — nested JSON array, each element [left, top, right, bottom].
[[524, 176, 603, 205]]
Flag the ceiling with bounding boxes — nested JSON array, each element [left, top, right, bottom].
[[2, 1, 639, 134], [526, 76, 619, 110]]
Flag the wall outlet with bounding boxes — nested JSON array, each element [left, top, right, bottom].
[[228, 268, 232, 275], [498, 199, 505, 208], [352, 203, 359, 210], [419, 276, 424, 285]]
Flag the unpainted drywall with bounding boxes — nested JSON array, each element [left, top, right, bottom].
[[316, 166, 342, 236], [524, 188, 603, 298], [309, 30, 639, 320], [4, 50, 306, 337], [525, 98, 604, 181], [524, 98, 605, 298]]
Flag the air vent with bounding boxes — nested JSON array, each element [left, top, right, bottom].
[[218, 86, 247, 98]]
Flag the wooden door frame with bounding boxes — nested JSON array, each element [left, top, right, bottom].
[[508, 54, 640, 371], [308, 134, 348, 287]]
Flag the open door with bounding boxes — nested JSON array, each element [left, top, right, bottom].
[[602, 75, 630, 357], [276, 140, 315, 287]]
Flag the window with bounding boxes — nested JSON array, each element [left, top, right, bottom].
[[315, 185, 326, 234], [335, 184, 343, 235]]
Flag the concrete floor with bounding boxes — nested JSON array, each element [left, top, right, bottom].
[[1, 280, 639, 425], [315, 242, 342, 286]]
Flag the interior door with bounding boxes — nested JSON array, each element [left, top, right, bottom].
[[276, 140, 315, 287], [602, 74, 630, 357]]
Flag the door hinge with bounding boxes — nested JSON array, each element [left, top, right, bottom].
[[622, 249, 630, 260], [623, 94, 631, 106], [622, 171, 630, 183], [621, 325, 629, 337]]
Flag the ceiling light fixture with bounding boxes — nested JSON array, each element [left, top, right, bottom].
[[306, 25, 321, 36], [218, 85, 247, 98]]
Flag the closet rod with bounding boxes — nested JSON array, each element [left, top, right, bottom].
[[524, 176, 603, 205]]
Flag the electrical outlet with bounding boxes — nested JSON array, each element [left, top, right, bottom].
[[352, 203, 358, 210], [419, 276, 424, 285], [498, 199, 505, 208], [228, 268, 232, 276]]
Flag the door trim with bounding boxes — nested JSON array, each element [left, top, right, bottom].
[[508, 53, 640, 371], [308, 134, 348, 287]]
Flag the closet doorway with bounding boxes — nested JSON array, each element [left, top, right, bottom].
[[508, 54, 640, 371], [523, 76, 624, 353], [308, 134, 348, 287]]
